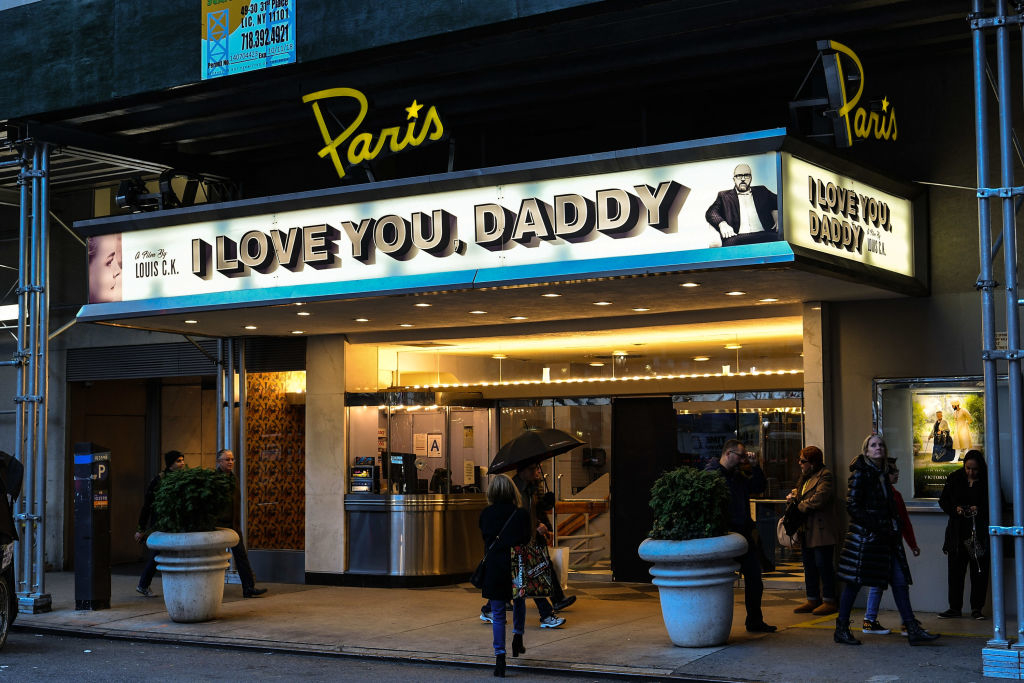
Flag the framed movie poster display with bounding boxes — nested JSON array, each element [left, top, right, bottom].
[[874, 377, 986, 502]]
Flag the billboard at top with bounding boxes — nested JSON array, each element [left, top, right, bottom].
[[201, 0, 296, 80], [85, 153, 786, 305]]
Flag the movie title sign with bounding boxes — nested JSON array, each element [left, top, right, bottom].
[[783, 153, 913, 277]]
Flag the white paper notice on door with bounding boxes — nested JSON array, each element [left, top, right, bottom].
[[414, 433, 427, 456], [464, 459, 475, 486]]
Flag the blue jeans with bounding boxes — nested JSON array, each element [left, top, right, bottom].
[[839, 554, 914, 624], [864, 555, 914, 622], [490, 598, 525, 655], [801, 544, 836, 601]]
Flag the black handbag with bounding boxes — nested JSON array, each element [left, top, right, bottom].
[[471, 511, 516, 589], [781, 501, 805, 536]]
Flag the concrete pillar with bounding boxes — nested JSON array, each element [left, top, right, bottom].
[[802, 302, 833, 464], [305, 335, 347, 574]]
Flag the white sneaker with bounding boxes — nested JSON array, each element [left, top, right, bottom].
[[540, 615, 565, 628]]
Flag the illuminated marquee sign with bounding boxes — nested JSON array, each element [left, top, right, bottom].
[[822, 40, 897, 147], [782, 153, 914, 277], [86, 153, 785, 304], [303, 88, 445, 180]]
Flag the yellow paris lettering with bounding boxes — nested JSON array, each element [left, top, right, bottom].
[[827, 40, 897, 145], [302, 88, 445, 180]]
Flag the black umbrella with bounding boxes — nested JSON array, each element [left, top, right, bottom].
[[488, 428, 586, 474]]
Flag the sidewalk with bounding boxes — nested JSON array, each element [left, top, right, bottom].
[[11, 572, 993, 681]]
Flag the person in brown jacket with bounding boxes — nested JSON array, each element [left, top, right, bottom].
[[787, 445, 839, 615]]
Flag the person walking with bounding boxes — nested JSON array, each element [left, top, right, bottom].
[[937, 450, 989, 620], [834, 434, 939, 646], [481, 461, 573, 628], [707, 439, 776, 633], [134, 450, 185, 597], [862, 459, 919, 635], [480, 474, 532, 677], [215, 448, 266, 598], [787, 445, 839, 616]]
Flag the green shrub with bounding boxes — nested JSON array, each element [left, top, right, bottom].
[[648, 466, 729, 541], [153, 467, 233, 533]]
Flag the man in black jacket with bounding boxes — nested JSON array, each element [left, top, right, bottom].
[[705, 163, 778, 246], [216, 449, 267, 598], [706, 439, 775, 633], [134, 450, 185, 597]]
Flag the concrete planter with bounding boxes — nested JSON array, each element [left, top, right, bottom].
[[147, 528, 239, 623], [638, 533, 748, 647]]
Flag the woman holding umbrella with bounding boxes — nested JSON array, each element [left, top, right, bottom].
[[481, 428, 583, 628]]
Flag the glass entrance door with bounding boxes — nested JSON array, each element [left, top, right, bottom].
[[498, 399, 612, 579]]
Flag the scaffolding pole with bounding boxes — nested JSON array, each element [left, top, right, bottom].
[[13, 140, 52, 614]]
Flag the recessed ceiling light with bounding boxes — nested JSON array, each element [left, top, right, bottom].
[[693, 356, 710, 362], [399, 323, 414, 327], [469, 310, 487, 315], [492, 354, 507, 359], [294, 302, 305, 306], [589, 362, 605, 367], [681, 282, 701, 288], [354, 318, 369, 322], [725, 291, 745, 296], [509, 316, 527, 320], [184, 319, 198, 324], [725, 344, 742, 350], [593, 301, 612, 306], [297, 311, 311, 316], [244, 325, 258, 330], [542, 293, 562, 298], [414, 303, 432, 307], [759, 298, 779, 303], [291, 330, 304, 334], [632, 307, 650, 312], [612, 350, 628, 357]]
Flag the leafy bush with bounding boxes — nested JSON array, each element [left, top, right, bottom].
[[153, 467, 233, 533], [648, 466, 729, 541]]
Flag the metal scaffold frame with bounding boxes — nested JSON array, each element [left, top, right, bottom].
[[9, 140, 52, 614], [974, 0, 1024, 676]]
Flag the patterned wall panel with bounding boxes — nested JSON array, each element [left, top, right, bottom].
[[245, 371, 306, 550]]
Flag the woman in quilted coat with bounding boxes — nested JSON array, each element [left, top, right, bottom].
[[834, 434, 939, 646]]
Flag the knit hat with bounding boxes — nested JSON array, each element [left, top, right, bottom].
[[163, 450, 184, 470]]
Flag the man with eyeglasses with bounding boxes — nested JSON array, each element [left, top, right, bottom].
[[706, 439, 776, 633], [705, 163, 779, 246]]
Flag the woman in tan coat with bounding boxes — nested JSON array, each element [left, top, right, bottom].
[[787, 445, 839, 615]]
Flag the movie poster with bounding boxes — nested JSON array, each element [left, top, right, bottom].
[[910, 390, 983, 498]]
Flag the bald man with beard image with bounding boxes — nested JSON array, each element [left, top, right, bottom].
[[705, 163, 779, 246]]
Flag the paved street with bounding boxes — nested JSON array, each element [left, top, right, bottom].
[[0, 632, 634, 682]]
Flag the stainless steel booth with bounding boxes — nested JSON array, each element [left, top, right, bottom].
[[343, 393, 493, 583]]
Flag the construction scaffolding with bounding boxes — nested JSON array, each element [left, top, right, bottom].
[[974, 0, 1024, 677]]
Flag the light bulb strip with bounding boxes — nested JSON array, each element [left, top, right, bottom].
[[387, 368, 804, 391]]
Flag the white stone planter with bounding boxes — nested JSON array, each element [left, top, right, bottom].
[[147, 528, 240, 623], [638, 533, 748, 647]]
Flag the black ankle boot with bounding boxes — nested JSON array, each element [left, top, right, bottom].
[[904, 619, 940, 645], [494, 653, 506, 677], [512, 633, 525, 657], [833, 618, 861, 645]]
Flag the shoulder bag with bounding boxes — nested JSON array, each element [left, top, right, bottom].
[[471, 511, 516, 589]]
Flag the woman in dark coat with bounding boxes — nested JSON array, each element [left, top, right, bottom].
[[480, 474, 532, 677], [834, 434, 939, 646], [937, 450, 990, 619]]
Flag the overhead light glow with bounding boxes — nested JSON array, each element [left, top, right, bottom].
[[244, 325, 258, 330], [681, 282, 701, 288], [693, 356, 710, 361], [612, 350, 628, 357], [589, 362, 605, 367], [542, 293, 562, 298], [414, 303, 432, 307], [593, 301, 612, 306], [399, 323, 414, 327], [291, 330, 304, 334], [725, 291, 745, 296], [759, 298, 779, 303], [725, 344, 742, 350], [469, 310, 487, 315], [184, 319, 198, 324], [632, 307, 650, 312], [509, 316, 527, 320], [492, 354, 507, 359], [354, 318, 369, 322], [297, 311, 311, 316]]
